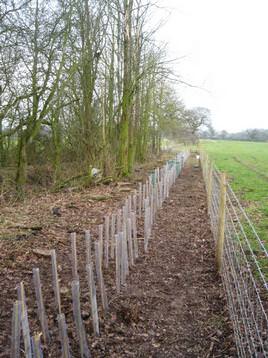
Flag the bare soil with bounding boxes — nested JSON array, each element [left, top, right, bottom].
[[0, 158, 236, 357]]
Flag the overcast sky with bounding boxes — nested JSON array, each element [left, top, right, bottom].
[[153, 0, 268, 132]]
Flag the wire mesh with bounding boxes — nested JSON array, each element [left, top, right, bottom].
[[202, 154, 268, 358]]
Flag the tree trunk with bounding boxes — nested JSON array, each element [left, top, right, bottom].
[[51, 118, 62, 184], [0, 115, 4, 167], [118, 0, 133, 176], [15, 132, 27, 195]]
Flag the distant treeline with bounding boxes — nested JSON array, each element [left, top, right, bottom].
[[200, 128, 268, 142]]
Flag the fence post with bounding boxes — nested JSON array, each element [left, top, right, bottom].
[[51, 250, 62, 315], [115, 234, 121, 293], [110, 214, 115, 259], [98, 224, 103, 266], [32, 334, 43, 358], [85, 230, 91, 266], [57, 313, 71, 358], [207, 161, 213, 214], [86, 263, 100, 336], [10, 301, 22, 358], [104, 215, 110, 269], [216, 172, 227, 272], [95, 241, 108, 314], [32, 268, 50, 344], [71, 280, 90, 358], [71, 233, 79, 281], [17, 282, 32, 358]]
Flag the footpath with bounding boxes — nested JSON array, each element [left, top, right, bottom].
[[97, 159, 236, 357], [0, 158, 236, 357]]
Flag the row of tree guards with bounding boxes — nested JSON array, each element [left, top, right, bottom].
[[10, 152, 189, 358]]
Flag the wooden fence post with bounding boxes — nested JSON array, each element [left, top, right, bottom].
[[104, 215, 110, 269], [85, 230, 91, 266], [138, 183, 142, 217], [86, 263, 100, 336], [127, 217, 134, 266], [17, 282, 32, 358], [51, 250, 62, 314], [71, 280, 90, 358], [216, 173, 227, 272], [10, 300, 22, 358], [122, 223, 129, 278], [131, 212, 138, 259], [32, 333, 43, 358], [71, 232, 79, 281], [57, 313, 71, 358], [98, 224, 104, 266], [142, 184, 146, 210], [95, 241, 108, 314], [207, 161, 213, 214], [115, 234, 121, 293], [32, 268, 50, 344], [110, 213, 115, 259], [133, 190, 137, 214]]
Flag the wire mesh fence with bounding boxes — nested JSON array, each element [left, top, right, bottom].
[[201, 152, 268, 358]]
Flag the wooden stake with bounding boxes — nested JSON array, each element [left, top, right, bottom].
[[17, 282, 32, 358], [120, 231, 126, 285], [131, 212, 138, 259], [85, 230, 91, 266], [124, 199, 128, 217], [71, 280, 90, 358], [32, 268, 50, 344], [216, 173, 227, 272], [104, 216, 109, 269], [51, 250, 61, 314], [142, 184, 146, 209], [207, 161, 213, 214], [128, 195, 132, 215], [95, 241, 108, 314], [86, 264, 99, 336], [115, 234, 121, 293], [149, 186, 153, 226], [122, 223, 129, 278], [116, 209, 121, 234], [10, 301, 22, 358], [57, 314, 71, 358], [144, 206, 150, 253], [110, 213, 115, 259], [32, 333, 43, 358], [146, 180, 149, 198], [159, 180, 163, 207], [122, 205, 127, 227], [98, 224, 103, 266], [127, 217, 134, 266], [138, 183, 142, 217], [71, 232, 79, 280], [133, 190, 137, 215], [155, 185, 159, 210]]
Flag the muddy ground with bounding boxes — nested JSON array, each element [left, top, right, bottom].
[[0, 158, 236, 357]]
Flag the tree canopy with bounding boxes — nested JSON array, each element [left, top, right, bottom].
[[0, 0, 209, 195]]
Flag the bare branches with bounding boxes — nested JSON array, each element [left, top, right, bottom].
[[0, 0, 196, 192]]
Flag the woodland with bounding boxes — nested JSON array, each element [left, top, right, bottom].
[[0, 0, 210, 196]]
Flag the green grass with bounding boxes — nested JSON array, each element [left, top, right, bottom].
[[201, 140, 268, 247]]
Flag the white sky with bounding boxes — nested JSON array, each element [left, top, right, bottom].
[[153, 0, 268, 132]]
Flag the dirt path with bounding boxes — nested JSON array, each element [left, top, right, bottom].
[[99, 160, 236, 357], [0, 159, 236, 357]]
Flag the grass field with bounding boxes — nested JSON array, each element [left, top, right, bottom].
[[201, 140, 268, 244]]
